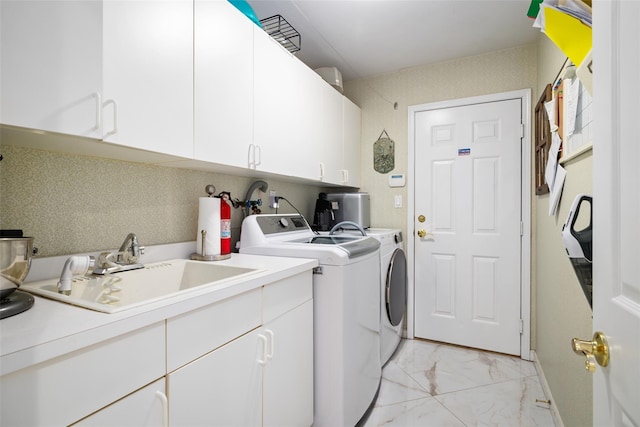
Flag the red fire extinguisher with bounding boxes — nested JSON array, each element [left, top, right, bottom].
[[219, 192, 231, 255]]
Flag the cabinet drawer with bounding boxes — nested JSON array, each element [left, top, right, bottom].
[[263, 271, 313, 323], [166, 288, 262, 372], [72, 378, 166, 426], [0, 322, 165, 426]]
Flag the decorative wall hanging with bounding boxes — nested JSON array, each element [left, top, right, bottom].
[[373, 130, 395, 174]]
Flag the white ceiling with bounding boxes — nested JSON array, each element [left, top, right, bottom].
[[247, 0, 541, 82]]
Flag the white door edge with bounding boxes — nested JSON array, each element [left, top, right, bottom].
[[407, 89, 532, 360]]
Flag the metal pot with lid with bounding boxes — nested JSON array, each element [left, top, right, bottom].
[[1, 230, 37, 318]]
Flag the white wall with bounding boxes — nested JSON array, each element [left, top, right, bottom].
[[534, 36, 593, 427]]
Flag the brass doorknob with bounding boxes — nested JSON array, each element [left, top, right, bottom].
[[571, 331, 610, 373], [417, 229, 427, 238]]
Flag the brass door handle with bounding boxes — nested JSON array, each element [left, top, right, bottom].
[[571, 331, 610, 373], [417, 229, 432, 238]]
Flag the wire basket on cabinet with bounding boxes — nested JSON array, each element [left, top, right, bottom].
[[259, 15, 301, 53]]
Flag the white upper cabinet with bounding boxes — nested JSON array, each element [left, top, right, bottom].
[[102, 0, 193, 158], [0, 1, 103, 138], [1, 0, 193, 159], [254, 24, 357, 184], [313, 82, 344, 185], [342, 97, 362, 187], [254, 27, 340, 181], [194, 0, 254, 167], [1, 1, 360, 185]]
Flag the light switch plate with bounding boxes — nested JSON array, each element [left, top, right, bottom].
[[394, 195, 403, 208]]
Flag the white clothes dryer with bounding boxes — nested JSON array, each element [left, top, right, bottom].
[[325, 227, 407, 366], [363, 229, 406, 365]]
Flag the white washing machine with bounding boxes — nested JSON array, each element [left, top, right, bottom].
[[325, 227, 406, 366], [239, 214, 382, 427]]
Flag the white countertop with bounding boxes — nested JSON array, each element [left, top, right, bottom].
[[0, 252, 317, 376]]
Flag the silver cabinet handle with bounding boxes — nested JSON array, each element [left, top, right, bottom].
[[93, 92, 102, 131], [103, 99, 118, 138]]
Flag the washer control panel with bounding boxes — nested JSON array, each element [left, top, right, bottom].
[[255, 214, 309, 235]]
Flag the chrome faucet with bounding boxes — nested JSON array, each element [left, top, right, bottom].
[[117, 233, 143, 264], [93, 233, 145, 275]]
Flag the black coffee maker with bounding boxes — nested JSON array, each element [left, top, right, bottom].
[[313, 193, 335, 231]]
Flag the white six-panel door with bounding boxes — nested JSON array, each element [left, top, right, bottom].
[[592, 0, 640, 424], [413, 98, 523, 355]]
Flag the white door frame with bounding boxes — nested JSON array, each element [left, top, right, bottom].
[[407, 89, 532, 359]]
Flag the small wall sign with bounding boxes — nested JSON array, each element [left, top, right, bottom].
[[374, 129, 395, 174]]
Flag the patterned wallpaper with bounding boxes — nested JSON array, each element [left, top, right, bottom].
[[0, 144, 325, 257], [344, 45, 538, 234]]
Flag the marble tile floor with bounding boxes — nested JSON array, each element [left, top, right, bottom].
[[362, 339, 555, 427]]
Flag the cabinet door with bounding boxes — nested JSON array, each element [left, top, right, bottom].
[[72, 379, 167, 427], [253, 29, 320, 180], [0, 1, 102, 138], [194, 0, 254, 167], [168, 329, 263, 426], [313, 83, 344, 185], [263, 300, 314, 427], [342, 97, 362, 187], [102, 0, 193, 158]]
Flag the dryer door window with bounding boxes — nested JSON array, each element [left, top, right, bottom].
[[386, 248, 407, 326]]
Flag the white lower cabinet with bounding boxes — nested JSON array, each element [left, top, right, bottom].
[[168, 327, 264, 426], [0, 274, 313, 427], [167, 272, 313, 427], [168, 303, 313, 427], [0, 322, 166, 426], [262, 300, 314, 427], [72, 379, 168, 427]]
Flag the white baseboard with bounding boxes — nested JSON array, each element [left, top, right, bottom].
[[532, 350, 565, 427]]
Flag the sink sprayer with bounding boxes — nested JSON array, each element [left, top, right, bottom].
[[57, 255, 95, 295]]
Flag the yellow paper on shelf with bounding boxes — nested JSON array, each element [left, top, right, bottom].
[[544, 7, 592, 66]]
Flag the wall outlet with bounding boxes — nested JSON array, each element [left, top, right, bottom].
[[269, 190, 279, 209], [394, 195, 403, 208]]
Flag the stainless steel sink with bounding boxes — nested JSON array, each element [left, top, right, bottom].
[[21, 259, 262, 313]]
